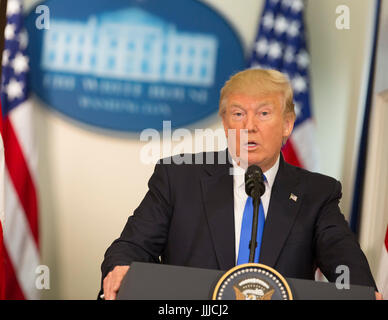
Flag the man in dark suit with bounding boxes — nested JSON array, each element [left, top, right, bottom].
[[101, 69, 379, 299]]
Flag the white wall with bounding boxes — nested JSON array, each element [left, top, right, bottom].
[[306, 0, 376, 224], [21, 0, 377, 299]]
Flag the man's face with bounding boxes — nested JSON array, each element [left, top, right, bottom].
[[222, 92, 294, 172]]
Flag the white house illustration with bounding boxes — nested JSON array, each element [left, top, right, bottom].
[[41, 8, 218, 86]]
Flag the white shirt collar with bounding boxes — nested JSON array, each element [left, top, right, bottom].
[[232, 155, 280, 190], [263, 156, 280, 190]]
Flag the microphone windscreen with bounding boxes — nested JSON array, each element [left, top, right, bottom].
[[245, 165, 265, 198]]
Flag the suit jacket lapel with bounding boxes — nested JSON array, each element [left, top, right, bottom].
[[201, 151, 235, 271], [260, 155, 303, 268]]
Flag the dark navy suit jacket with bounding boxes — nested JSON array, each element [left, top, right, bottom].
[[101, 150, 376, 289]]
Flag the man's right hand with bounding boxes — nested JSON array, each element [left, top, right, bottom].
[[102, 265, 130, 300]]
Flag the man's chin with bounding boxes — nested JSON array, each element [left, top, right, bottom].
[[233, 155, 264, 169], [247, 157, 266, 169], [228, 151, 266, 170]]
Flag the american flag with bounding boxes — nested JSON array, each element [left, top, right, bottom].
[[249, 0, 319, 171], [0, 121, 4, 299], [376, 225, 388, 299], [0, 0, 40, 299]]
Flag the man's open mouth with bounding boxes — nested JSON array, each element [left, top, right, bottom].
[[245, 142, 258, 149]]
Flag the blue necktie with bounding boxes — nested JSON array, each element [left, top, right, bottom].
[[237, 181, 266, 265]]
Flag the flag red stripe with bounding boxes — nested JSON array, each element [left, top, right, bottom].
[[2, 243, 25, 300], [385, 225, 388, 252], [2, 117, 39, 247], [0, 223, 5, 300], [282, 139, 303, 168]]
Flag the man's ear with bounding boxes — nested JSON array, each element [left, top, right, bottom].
[[283, 112, 295, 139]]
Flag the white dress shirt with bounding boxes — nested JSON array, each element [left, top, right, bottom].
[[232, 156, 280, 263]]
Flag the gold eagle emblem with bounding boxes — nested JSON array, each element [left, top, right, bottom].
[[233, 285, 275, 300]]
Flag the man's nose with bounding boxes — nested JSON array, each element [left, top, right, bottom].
[[245, 114, 258, 132]]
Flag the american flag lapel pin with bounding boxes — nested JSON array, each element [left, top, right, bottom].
[[289, 193, 298, 202]]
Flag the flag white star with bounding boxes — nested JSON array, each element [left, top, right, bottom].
[[2, 49, 11, 66], [262, 12, 274, 30], [284, 46, 295, 63], [255, 38, 269, 56], [294, 101, 302, 119], [291, 0, 304, 13], [274, 15, 288, 35], [19, 29, 29, 50], [4, 23, 16, 40], [281, 0, 293, 10], [296, 50, 310, 69], [250, 62, 262, 70], [292, 75, 307, 93], [12, 52, 29, 74], [268, 41, 282, 60], [6, 0, 21, 16], [287, 20, 300, 38], [6, 78, 24, 100]]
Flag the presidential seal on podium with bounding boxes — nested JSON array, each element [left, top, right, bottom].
[[212, 263, 293, 300]]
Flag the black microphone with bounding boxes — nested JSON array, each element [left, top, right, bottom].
[[245, 165, 265, 199], [244, 165, 265, 263]]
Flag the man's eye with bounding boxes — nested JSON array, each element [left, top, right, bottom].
[[232, 112, 244, 118]]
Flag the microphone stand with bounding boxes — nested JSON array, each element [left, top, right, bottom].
[[248, 193, 260, 263]]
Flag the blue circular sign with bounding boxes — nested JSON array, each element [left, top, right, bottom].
[[25, 0, 245, 132]]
